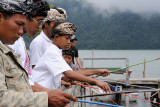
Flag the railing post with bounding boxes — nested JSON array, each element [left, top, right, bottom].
[[92, 49, 94, 68], [126, 57, 130, 81], [143, 59, 146, 78], [125, 57, 130, 107]]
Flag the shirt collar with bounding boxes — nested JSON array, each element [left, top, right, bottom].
[[0, 42, 13, 54], [41, 31, 52, 42]]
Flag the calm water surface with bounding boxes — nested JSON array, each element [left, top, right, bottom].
[[78, 50, 160, 107]]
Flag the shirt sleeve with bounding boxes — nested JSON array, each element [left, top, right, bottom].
[[30, 41, 44, 66], [46, 51, 73, 76], [0, 55, 48, 107]]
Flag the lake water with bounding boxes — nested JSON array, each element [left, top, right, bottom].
[[78, 50, 160, 107]]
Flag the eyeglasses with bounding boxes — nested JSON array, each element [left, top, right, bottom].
[[32, 18, 44, 26]]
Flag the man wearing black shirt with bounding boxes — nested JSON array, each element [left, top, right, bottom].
[[70, 35, 84, 70]]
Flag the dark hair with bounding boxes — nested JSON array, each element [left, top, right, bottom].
[[0, 11, 15, 19], [62, 49, 75, 60], [70, 38, 77, 42], [42, 21, 51, 29]]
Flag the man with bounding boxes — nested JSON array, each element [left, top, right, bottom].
[[70, 35, 84, 70], [0, 0, 76, 106], [30, 7, 67, 68], [9, 0, 50, 85]]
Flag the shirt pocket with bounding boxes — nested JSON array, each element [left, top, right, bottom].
[[5, 66, 27, 92]]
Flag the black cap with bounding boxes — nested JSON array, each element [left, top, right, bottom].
[[27, 0, 50, 19]]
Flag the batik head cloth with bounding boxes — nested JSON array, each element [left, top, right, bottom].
[[43, 7, 67, 22], [0, 0, 30, 14], [53, 22, 77, 36], [27, 0, 50, 18]]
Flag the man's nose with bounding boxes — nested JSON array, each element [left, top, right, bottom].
[[18, 26, 24, 36]]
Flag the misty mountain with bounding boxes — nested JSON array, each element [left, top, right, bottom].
[[25, 0, 160, 50]]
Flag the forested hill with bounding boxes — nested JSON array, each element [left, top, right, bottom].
[[30, 0, 160, 50]]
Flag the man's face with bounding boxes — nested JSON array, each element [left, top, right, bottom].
[[63, 54, 73, 64], [71, 40, 77, 47], [24, 16, 44, 36], [0, 13, 26, 44], [56, 35, 71, 50]]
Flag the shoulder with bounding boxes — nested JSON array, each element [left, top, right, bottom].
[[44, 45, 60, 56]]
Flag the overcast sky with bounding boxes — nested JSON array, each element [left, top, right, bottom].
[[79, 0, 160, 15]]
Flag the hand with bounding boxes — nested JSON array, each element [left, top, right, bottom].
[[48, 89, 77, 107], [72, 66, 76, 71], [95, 80, 112, 93], [80, 67, 85, 70], [97, 69, 110, 77], [62, 76, 71, 82], [61, 80, 71, 89]]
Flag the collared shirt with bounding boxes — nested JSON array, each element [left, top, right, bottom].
[[32, 44, 72, 90], [30, 31, 52, 67], [8, 37, 34, 85], [0, 42, 48, 106]]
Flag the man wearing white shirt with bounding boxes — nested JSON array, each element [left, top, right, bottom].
[[30, 7, 67, 68], [9, 0, 50, 85]]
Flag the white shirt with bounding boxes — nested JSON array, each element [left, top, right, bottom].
[[32, 44, 72, 90], [8, 37, 34, 85], [30, 31, 52, 67]]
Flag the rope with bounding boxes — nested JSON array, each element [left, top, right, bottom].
[[76, 83, 160, 105], [76, 82, 120, 106]]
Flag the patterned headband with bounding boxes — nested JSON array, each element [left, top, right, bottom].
[[54, 22, 77, 35], [0, 0, 31, 14], [43, 8, 67, 22]]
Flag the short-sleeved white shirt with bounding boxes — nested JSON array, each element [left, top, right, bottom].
[[32, 44, 72, 90], [8, 37, 34, 85], [30, 31, 52, 67]]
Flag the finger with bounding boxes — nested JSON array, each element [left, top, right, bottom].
[[64, 93, 77, 101], [106, 83, 112, 92], [63, 97, 70, 103]]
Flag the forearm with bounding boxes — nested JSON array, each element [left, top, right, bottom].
[[75, 57, 83, 68], [32, 82, 50, 92], [0, 89, 48, 106], [64, 70, 98, 84], [77, 69, 99, 76]]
